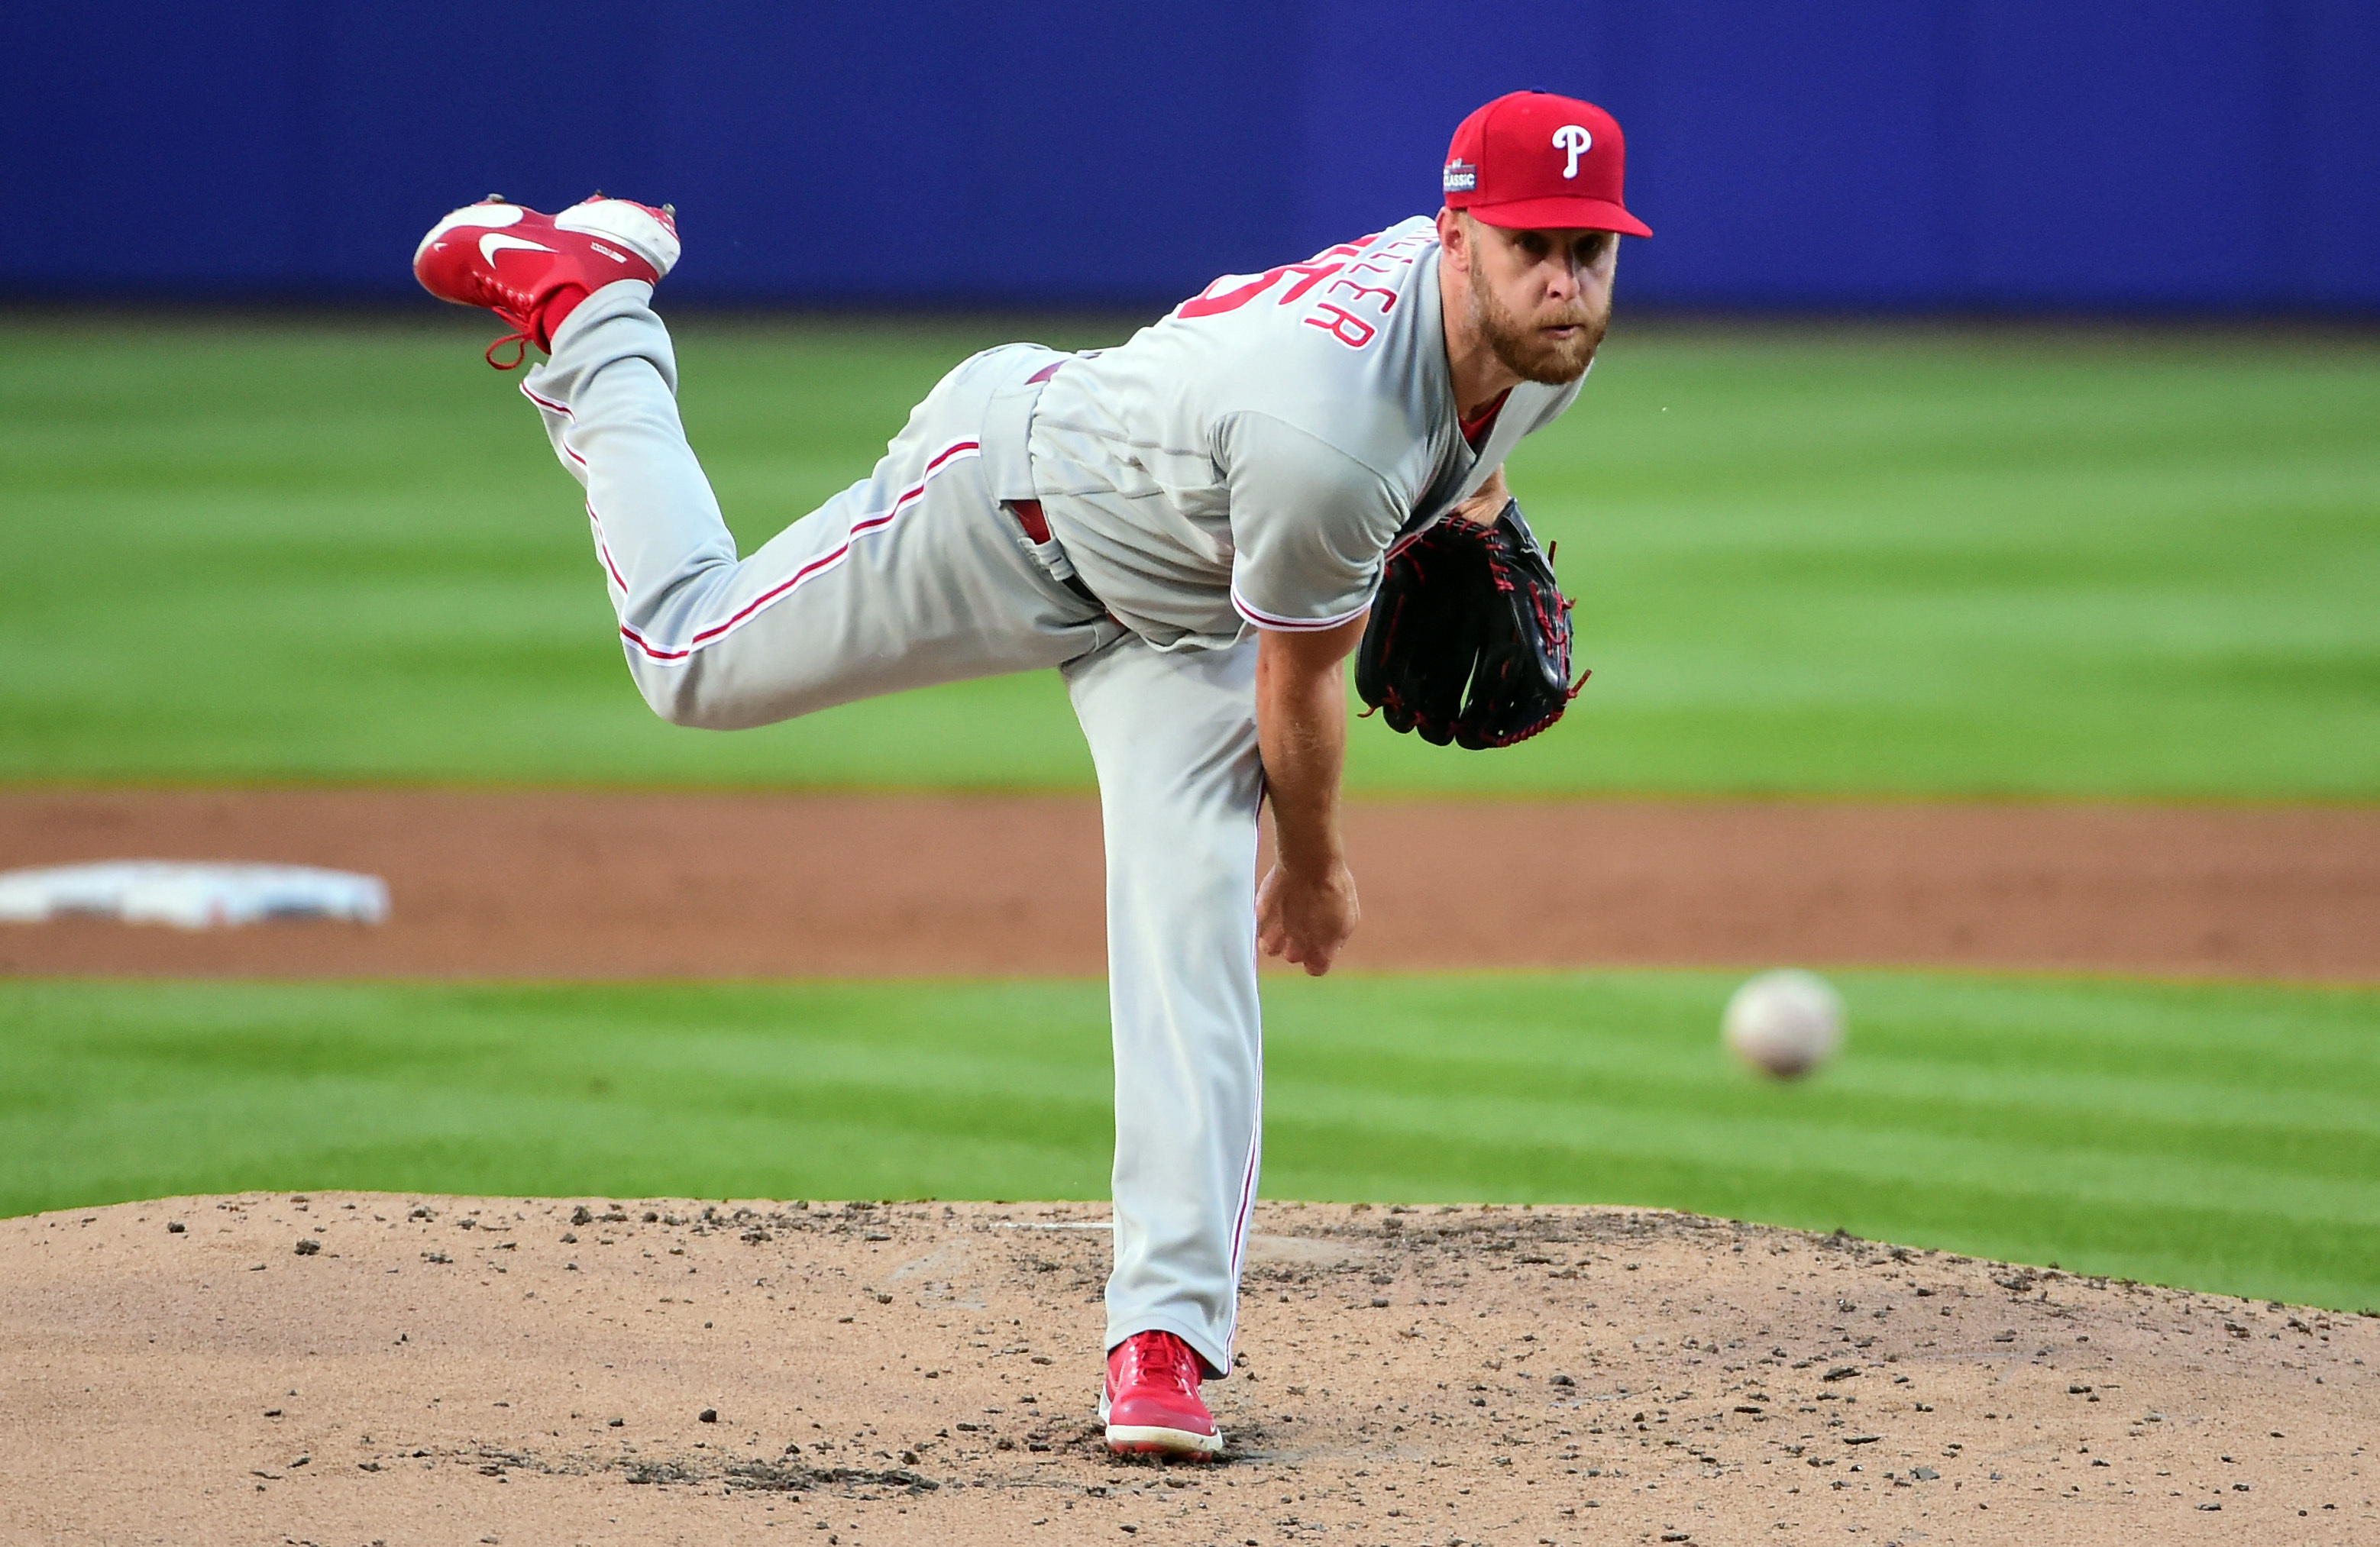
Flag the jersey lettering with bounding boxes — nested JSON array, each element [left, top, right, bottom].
[[1175, 242, 1366, 319], [1304, 302, 1377, 348], [1325, 276, 1399, 309], [1175, 228, 1430, 351], [1176, 268, 1288, 319], [1276, 260, 1346, 307]]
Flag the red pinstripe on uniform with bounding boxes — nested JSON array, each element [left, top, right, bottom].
[[519, 379, 978, 665], [1218, 760, 1270, 1361], [586, 503, 628, 592], [1224, 1106, 1262, 1303], [608, 438, 981, 663], [1229, 580, 1373, 633]]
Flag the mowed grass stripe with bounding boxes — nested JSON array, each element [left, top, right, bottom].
[[4, 971, 2375, 1309], [3, 318, 2375, 796]]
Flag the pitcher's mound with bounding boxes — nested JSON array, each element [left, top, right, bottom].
[[5, 1196, 2372, 1545]]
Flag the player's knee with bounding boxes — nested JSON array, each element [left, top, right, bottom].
[[634, 672, 720, 729], [637, 668, 780, 732]]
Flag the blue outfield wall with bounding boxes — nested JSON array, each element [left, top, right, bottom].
[[2, 2, 2375, 312]]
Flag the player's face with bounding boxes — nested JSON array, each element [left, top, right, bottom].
[[1461, 219, 1617, 385]]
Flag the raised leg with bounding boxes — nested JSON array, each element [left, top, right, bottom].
[[520, 280, 1117, 728]]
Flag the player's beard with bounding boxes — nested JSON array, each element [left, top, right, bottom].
[[1468, 260, 1607, 385]]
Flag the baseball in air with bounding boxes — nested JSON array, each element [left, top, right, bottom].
[[1722, 970, 1845, 1080]]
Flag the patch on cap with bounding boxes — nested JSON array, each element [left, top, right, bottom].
[[1441, 158, 1478, 195]]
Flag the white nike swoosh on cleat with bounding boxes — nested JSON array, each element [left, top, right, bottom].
[[412, 201, 525, 266], [480, 231, 556, 265]]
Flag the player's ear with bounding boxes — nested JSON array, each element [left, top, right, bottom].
[[1435, 207, 1470, 269]]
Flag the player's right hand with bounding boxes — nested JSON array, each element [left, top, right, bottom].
[[1256, 861, 1360, 976]]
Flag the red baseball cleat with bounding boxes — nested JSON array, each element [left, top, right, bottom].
[[412, 195, 681, 368], [1101, 1330, 1223, 1458]]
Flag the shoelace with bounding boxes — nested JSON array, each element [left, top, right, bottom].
[[1120, 1333, 1201, 1394], [482, 298, 546, 370], [484, 326, 533, 371]]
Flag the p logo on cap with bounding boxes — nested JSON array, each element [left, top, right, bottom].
[[1551, 124, 1593, 179], [1441, 90, 1651, 237]]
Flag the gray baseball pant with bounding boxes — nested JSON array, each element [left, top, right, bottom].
[[521, 280, 1267, 1377]]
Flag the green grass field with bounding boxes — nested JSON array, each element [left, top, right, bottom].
[[2, 313, 2375, 796], [6, 972, 2376, 1310], [5, 313, 2375, 1306]]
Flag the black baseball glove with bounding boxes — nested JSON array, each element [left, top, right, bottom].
[[1353, 499, 1584, 750]]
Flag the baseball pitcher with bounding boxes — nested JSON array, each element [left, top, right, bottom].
[[414, 89, 1650, 1458]]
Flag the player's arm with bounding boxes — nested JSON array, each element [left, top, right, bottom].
[[1254, 614, 1367, 976], [1219, 414, 1402, 974]]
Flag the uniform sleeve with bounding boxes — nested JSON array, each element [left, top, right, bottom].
[[1518, 375, 1585, 435], [1217, 412, 1405, 631]]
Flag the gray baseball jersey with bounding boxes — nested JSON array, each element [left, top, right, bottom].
[[1029, 216, 1584, 651], [509, 219, 1599, 1405]]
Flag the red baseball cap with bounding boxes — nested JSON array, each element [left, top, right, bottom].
[[1441, 90, 1651, 237]]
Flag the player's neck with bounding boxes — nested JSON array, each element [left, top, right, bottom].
[[1438, 261, 1524, 421]]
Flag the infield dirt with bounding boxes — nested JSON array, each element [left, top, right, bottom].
[[5, 788, 2377, 980], [5, 1193, 2375, 1546]]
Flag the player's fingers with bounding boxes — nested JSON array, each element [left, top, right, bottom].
[[1253, 870, 1282, 948], [1318, 907, 1357, 966]]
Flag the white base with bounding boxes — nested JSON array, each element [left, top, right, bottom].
[[0, 862, 390, 930]]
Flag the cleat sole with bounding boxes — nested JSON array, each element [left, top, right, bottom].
[[1104, 1423, 1224, 1458], [556, 199, 681, 278]]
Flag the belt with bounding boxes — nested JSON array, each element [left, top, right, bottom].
[[1006, 498, 1102, 609], [988, 354, 1101, 609]]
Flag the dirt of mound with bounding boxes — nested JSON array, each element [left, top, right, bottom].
[[4, 788, 2377, 981], [3, 1195, 2373, 1546]]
